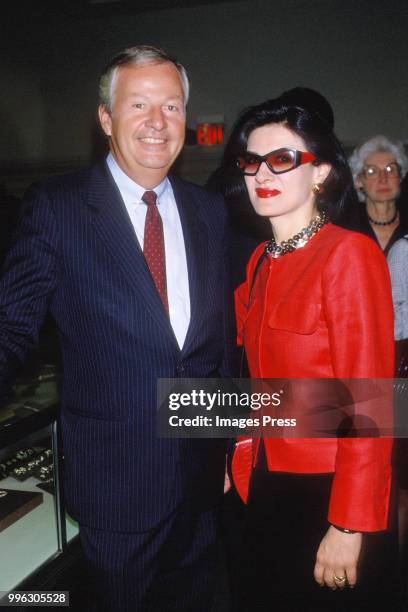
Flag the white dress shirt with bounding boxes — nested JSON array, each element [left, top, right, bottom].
[[106, 153, 191, 349]]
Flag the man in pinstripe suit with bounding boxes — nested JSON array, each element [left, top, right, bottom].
[[0, 46, 232, 610]]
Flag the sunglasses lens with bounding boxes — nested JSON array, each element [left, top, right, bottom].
[[238, 155, 260, 175], [266, 150, 296, 173]]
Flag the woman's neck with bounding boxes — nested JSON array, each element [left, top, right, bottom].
[[270, 206, 319, 244], [366, 198, 397, 222]]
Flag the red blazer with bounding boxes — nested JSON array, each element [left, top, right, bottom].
[[234, 223, 394, 532]]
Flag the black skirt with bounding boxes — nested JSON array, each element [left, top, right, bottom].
[[228, 457, 403, 612]]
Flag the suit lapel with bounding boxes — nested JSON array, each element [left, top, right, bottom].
[[170, 177, 209, 353], [87, 162, 177, 344]]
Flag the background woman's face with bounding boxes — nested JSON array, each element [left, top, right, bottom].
[[244, 123, 320, 223], [358, 150, 401, 204]]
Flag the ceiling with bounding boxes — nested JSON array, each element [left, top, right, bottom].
[[4, 0, 243, 30], [89, 0, 237, 9], [59, 0, 240, 17]]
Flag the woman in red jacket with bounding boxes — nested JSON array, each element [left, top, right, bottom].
[[227, 89, 401, 611]]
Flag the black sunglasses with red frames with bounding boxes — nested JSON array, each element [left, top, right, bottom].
[[237, 147, 318, 176]]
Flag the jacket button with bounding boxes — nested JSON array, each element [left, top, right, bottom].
[[176, 364, 185, 375]]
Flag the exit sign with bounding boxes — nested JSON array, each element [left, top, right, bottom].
[[196, 115, 224, 147], [196, 123, 224, 146]]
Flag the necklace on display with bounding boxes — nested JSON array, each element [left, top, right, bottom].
[[265, 212, 328, 259], [367, 210, 399, 226]]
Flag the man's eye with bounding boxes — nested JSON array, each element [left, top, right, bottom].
[[166, 105, 178, 111], [132, 103, 145, 109]]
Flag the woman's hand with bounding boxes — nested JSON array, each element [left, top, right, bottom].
[[224, 470, 231, 493], [314, 526, 363, 589], [224, 455, 231, 494]]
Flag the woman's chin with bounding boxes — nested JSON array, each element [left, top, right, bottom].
[[252, 203, 285, 218]]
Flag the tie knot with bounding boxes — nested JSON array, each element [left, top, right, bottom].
[[142, 191, 158, 206]]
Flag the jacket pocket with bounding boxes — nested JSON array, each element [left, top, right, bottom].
[[268, 300, 321, 334], [63, 405, 126, 423]]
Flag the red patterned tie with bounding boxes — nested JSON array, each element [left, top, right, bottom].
[[142, 190, 169, 314]]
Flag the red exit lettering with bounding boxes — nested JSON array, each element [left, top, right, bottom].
[[196, 124, 224, 146]]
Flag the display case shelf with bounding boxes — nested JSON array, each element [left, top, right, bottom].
[[0, 371, 79, 595]]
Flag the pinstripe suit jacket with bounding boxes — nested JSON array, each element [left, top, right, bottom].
[[0, 161, 232, 532]]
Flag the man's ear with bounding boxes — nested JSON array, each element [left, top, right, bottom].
[[98, 105, 112, 137]]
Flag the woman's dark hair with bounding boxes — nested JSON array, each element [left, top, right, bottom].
[[221, 87, 357, 223]]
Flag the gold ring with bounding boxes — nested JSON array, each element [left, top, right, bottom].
[[333, 574, 346, 583]]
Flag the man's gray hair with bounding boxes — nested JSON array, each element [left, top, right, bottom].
[[349, 135, 408, 201], [99, 45, 189, 113]]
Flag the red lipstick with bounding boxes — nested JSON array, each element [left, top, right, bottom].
[[255, 188, 281, 198]]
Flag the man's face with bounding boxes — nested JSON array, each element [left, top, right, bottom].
[[99, 61, 186, 188]]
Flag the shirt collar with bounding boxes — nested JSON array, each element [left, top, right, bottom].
[[106, 153, 169, 204]]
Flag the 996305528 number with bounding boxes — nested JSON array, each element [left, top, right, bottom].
[[0, 591, 69, 607]]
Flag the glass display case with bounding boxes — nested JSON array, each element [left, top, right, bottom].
[[0, 364, 79, 594]]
